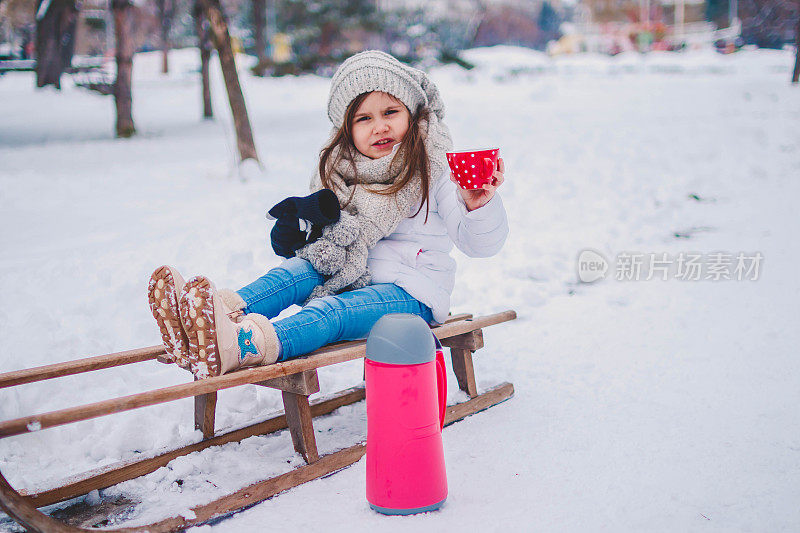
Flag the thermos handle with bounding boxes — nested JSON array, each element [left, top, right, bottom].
[[434, 337, 447, 430]]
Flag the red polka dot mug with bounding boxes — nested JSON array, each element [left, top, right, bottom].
[[446, 148, 500, 190]]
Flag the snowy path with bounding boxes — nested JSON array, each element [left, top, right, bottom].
[[1, 47, 798, 531]]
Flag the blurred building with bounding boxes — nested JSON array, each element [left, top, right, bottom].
[[73, 0, 111, 55], [579, 0, 706, 24], [568, 0, 747, 53], [377, 0, 570, 51], [0, 0, 36, 58]]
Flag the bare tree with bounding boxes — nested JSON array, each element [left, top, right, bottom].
[[199, 0, 259, 163], [157, 0, 173, 74], [112, 0, 135, 137], [193, 0, 213, 118], [252, 0, 267, 65], [35, 0, 78, 89], [793, 9, 799, 83]]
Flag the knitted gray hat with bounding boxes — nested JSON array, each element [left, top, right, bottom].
[[327, 50, 444, 127]]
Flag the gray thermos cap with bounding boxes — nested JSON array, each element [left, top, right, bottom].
[[366, 313, 435, 365]]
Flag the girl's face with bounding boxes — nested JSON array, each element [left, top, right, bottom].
[[350, 91, 410, 159]]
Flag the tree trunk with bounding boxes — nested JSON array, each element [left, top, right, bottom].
[[35, 0, 78, 89], [200, 0, 259, 163], [318, 21, 335, 57], [793, 10, 800, 84], [158, 0, 173, 74], [252, 0, 267, 64], [194, 0, 214, 118], [112, 0, 136, 137]]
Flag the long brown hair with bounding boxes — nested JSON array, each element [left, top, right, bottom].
[[318, 92, 432, 221]]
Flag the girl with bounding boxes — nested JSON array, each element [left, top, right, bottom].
[[147, 50, 508, 379]]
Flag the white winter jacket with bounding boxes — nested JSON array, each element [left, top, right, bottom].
[[367, 171, 509, 324]]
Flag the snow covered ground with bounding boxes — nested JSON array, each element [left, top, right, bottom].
[[1, 46, 799, 531]]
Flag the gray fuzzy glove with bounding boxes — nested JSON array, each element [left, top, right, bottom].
[[295, 212, 359, 274], [295, 212, 371, 302], [304, 245, 371, 303]]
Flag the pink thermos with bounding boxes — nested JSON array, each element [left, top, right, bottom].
[[365, 313, 448, 515]]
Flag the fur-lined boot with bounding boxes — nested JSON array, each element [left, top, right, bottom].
[[148, 265, 191, 369], [178, 276, 280, 379]]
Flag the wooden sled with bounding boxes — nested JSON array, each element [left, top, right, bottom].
[[0, 310, 516, 532]]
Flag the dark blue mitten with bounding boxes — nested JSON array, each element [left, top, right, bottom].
[[267, 189, 341, 258]]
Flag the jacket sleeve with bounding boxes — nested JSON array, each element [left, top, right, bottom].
[[436, 176, 509, 258]]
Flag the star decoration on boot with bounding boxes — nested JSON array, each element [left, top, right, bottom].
[[237, 327, 259, 361]]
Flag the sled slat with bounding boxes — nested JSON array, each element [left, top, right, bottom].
[[0, 348, 368, 440], [0, 346, 165, 389], [445, 382, 514, 424], [0, 311, 516, 440]]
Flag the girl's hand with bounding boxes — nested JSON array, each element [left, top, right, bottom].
[[450, 157, 505, 212]]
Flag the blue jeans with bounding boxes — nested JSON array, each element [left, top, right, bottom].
[[236, 257, 434, 361]]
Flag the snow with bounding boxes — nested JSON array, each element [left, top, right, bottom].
[[1, 45, 799, 531]]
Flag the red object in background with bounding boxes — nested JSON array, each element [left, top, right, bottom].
[[446, 148, 499, 190]]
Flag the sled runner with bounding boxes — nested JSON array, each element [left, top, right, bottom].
[[0, 310, 516, 532]]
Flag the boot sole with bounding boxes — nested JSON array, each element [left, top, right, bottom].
[[179, 276, 220, 379], [148, 266, 191, 369]]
